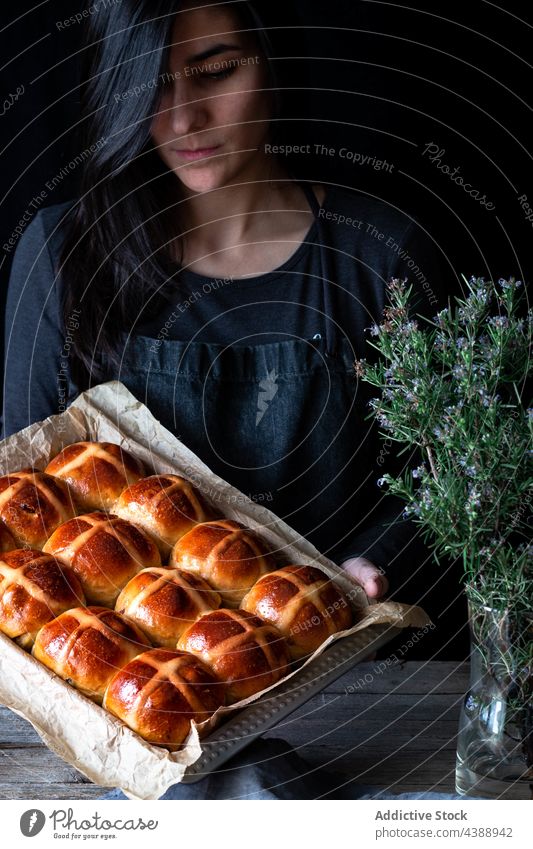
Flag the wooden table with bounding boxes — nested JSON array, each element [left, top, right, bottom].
[[0, 661, 468, 799]]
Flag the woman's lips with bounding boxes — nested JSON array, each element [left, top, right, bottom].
[[172, 145, 222, 161]]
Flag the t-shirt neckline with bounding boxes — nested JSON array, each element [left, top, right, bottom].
[[171, 185, 330, 290]]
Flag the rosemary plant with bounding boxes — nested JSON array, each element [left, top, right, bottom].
[[355, 276, 532, 758]]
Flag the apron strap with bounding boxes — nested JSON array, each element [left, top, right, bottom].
[[298, 182, 337, 357]]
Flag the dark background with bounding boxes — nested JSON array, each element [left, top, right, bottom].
[[0, 2, 530, 659]]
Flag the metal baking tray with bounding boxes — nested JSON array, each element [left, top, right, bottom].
[[182, 622, 402, 781]]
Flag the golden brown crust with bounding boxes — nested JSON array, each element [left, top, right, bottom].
[[177, 608, 290, 703], [103, 648, 226, 748], [0, 521, 17, 553], [116, 567, 221, 647], [43, 512, 161, 606], [32, 606, 151, 702], [170, 519, 277, 607], [114, 474, 216, 558], [45, 442, 145, 512], [0, 468, 77, 549], [0, 548, 85, 647], [240, 564, 353, 659]]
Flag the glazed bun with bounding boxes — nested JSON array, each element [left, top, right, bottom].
[[0, 468, 77, 549], [45, 441, 144, 512], [241, 564, 353, 660], [32, 606, 150, 702], [43, 512, 161, 606], [177, 608, 290, 703], [0, 549, 85, 649], [171, 519, 277, 607], [0, 521, 17, 553], [114, 474, 215, 558], [103, 648, 226, 749], [116, 568, 221, 647]]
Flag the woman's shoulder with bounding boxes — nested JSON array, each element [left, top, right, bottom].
[[7, 200, 76, 315], [28, 200, 75, 257], [38, 199, 75, 226], [9, 200, 75, 276]]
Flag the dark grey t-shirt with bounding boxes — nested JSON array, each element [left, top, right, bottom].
[[2, 184, 449, 438]]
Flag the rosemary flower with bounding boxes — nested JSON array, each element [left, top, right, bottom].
[[434, 309, 449, 327], [488, 315, 509, 329], [498, 278, 522, 291]]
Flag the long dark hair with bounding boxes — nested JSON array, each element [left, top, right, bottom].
[[60, 0, 289, 388]]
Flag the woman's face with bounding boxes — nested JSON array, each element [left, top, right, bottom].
[[150, 2, 274, 194]]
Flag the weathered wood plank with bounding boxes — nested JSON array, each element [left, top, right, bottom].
[[275, 692, 463, 717], [0, 783, 106, 800], [327, 661, 470, 695], [0, 748, 96, 784], [264, 724, 460, 748], [0, 709, 42, 744]]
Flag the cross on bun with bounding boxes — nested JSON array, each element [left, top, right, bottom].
[[116, 568, 221, 647], [0, 549, 85, 649], [240, 564, 354, 659], [45, 441, 145, 512], [0, 468, 77, 549], [114, 474, 216, 559], [170, 519, 277, 607], [177, 608, 290, 703], [103, 648, 226, 749], [43, 512, 161, 606], [32, 606, 151, 702]]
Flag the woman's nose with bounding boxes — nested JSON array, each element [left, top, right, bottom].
[[167, 86, 209, 137]]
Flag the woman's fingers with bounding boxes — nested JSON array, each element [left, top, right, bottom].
[[339, 556, 389, 599]]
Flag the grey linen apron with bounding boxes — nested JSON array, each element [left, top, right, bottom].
[[95, 183, 378, 565]]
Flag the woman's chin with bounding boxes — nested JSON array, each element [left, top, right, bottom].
[[173, 162, 231, 195]]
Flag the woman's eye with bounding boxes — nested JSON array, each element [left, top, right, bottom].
[[200, 67, 236, 82], [158, 65, 237, 90]]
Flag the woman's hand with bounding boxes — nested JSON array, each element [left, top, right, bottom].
[[339, 556, 389, 599]]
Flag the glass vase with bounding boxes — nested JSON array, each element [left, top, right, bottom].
[[455, 598, 533, 799]]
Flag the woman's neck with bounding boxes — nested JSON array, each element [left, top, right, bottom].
[[175, 155, 294, 250]]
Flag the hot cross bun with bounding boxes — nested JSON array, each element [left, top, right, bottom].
[[0, 468, 77, 549], [0, 548, 84, 649], [177, 608, 290, 703], [43, 512, 161, 606], [116, 567, 221, 647], [114, 474, 216, 558], [171, 519, 277, 607], [241, 564, 353, 659], [103, 648, 226, 748], [45, 441, 145, 512], [32, 606, 150, 702]]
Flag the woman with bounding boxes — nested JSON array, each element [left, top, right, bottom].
[[2, 0, 448, 604]]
